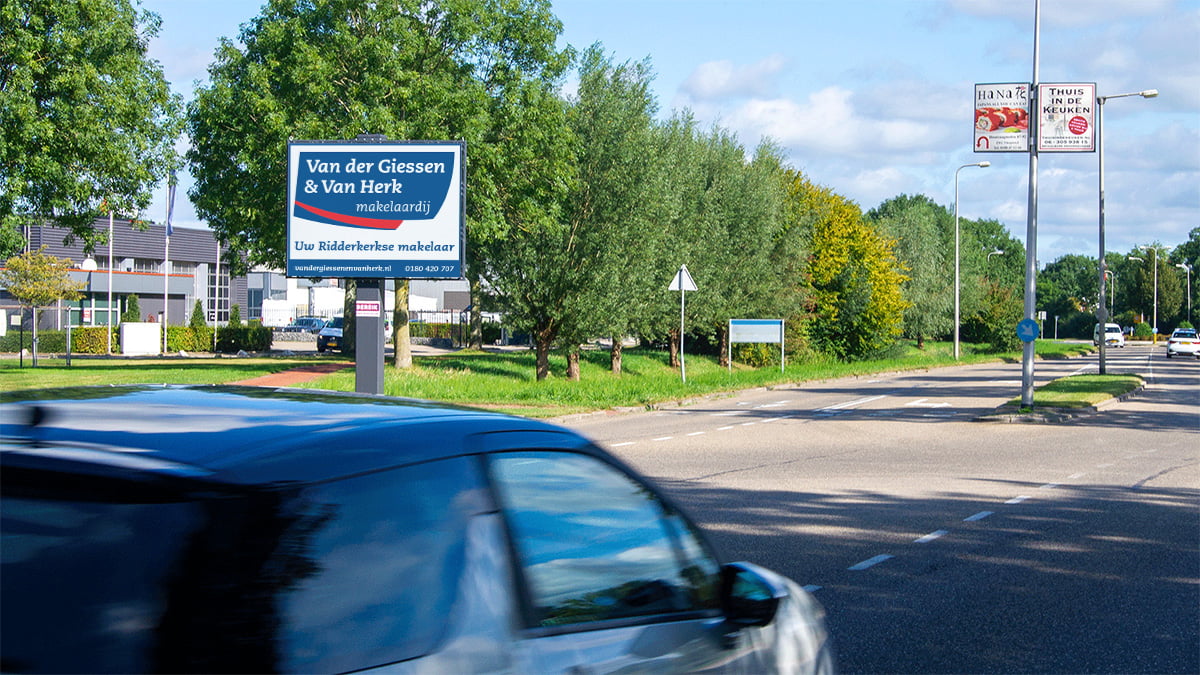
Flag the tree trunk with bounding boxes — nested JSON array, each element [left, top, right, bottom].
[[391, 279, 412, 368], [916, 333, 925, 350], [468, 276, 483, 350], [668, 328, 679, 368], [535, 326, 553, 381], [342, 280, 356, 357], [717, 325, 730, 367], [610, 336, 623, 374], [566, 346, 580, 381]]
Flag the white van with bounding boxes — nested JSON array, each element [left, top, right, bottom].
[[1093, 322, 1125, 348]]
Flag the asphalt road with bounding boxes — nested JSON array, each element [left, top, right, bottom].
[[562, 343, 1199, 674]]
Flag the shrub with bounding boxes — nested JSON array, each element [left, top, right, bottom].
[[189, 300, 207, 329], [1133, 322, 1153, 339], [732, 343, 778, 367], [228, 304, 242, 327], [216, 322, 271, 352], [122, 294, 141, 322], [167, 325, 214, 352], [72, 327, 114, 354]]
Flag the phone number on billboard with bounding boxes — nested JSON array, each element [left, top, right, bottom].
[[405, 265, 457, 273]]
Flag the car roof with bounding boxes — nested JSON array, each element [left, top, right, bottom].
[[1, 385, 588, 486]]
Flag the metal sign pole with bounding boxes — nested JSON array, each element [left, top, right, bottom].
[[1021, 0, 1041, 408]]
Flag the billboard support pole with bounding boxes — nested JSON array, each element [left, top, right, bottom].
[[1021, 0, 1041, 408]]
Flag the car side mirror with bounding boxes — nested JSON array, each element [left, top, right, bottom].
[[720, 562, 785, 628]]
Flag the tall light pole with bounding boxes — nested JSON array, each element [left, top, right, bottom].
[[1097, 88, 1156, 374], [1128, 255, 1145, 325], [1105, 269, 1116, 316], [1177, 263, 1193, 325], [954, 161, 989, 360], [987, 248, 1005, 262], [1137, 244, 1172, 341]]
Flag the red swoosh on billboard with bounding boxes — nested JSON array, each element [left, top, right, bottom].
[[294, 201, 404, 229]]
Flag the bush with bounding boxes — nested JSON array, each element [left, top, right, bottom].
[[72, 327, 114, 354], [216, 322, 271, 352], [167, 325, 214, 352], [122, 295, 141, 323], [732, 343, 779, 367], [1133, 322, 1153, 339]]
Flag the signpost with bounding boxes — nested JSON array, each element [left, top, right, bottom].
[[286, 138, 466, 394], [728, 319, 785, 373], [974, 83, 1031, 153], [668, 265, 697, 382]]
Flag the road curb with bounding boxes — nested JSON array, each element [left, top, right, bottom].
[[973, 381, 1147, 424]]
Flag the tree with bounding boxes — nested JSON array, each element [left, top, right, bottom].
[[868, 194, 951, 349], [190, 299, 207, 329], [0, 246, 83, 365], [1, 0, 182, 253], [188, 0, 569, 273], [786, 171, 908, 359], [122, 294, 141, 323]]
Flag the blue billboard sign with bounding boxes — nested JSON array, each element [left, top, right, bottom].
[[287, 140, 465, 279]]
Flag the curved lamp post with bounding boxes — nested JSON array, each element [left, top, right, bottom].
[[1097, 88, 1156, 373], [954, 161, 989, 360]]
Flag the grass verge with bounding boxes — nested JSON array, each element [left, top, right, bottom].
[[1, 339, 1096, 418], [1006, 373, 1143, 410]]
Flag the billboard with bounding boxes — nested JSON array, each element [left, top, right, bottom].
[[974, 83, 1031, 152], [1037, 83, 1096, 152], [287, 140, 465, 278]]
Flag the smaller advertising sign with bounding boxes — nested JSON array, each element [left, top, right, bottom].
[[974, 83, 1030, 153], [355, 300, 381, 317], [1037, 83, 1096, 152]]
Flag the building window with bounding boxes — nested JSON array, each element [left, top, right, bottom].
[[208, 267, 230, 322]]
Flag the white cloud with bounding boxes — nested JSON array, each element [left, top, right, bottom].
[[680, 54, 787, 101]]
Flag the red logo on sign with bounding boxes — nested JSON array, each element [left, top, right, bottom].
[[1068, 116, 1089, 135]]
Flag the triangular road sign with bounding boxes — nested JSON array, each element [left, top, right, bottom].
[[669, 264, 698, 292]]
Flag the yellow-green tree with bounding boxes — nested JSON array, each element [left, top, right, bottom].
[[1, 246, 84, 364], [785, 171, 908, 358]]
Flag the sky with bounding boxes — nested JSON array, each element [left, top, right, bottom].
[[143, 0, 1200, 265]]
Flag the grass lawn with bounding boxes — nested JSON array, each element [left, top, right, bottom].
[[2, 339, 1096, 418], [1008, 373, 1144, 410]]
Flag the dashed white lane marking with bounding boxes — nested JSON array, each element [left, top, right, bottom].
[[821, 395, 887, 411], [686, 431, 705, 436], [740, 421, 756, 426], [1006, 495, 1031, 504], [612, 442, 635, 447], [761, 417, 780, 423], [906, 398, 951, 408], [1069, 472, 1086, 479], [1040, 483, 1061, 490], [914, 530, 949, 544], [652, 436, 673, 442], [717, 426, 735, 431], [849, 554, 894, 571], [964, 511, 994, 522], [1097, 463, 1115, 468], [802, 584, 822, 593]]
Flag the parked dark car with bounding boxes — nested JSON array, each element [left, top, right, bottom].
[[316, 316, 343, 352], [0, 385, 833, 674], [281, 316, 327, 334]]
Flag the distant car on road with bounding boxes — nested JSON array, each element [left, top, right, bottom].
[[1093, 322, 1125, 348], [1165, 327, 1200, 358], [1, 385, 835, 674], [281, 316, 327, 334], [316, 316, 343, 352]]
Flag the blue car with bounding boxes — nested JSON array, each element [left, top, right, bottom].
[[1, 385, 833, 674]]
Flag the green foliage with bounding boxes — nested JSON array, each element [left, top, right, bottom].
[[216, 322, 271, 353], [189, 300, 207, 329], [228, 304, 242, 326], [787, 171, 908, 359], [187, 0, 570, 273], [166, 325, 213, 352], [70, 326, 113, 354], [732, 343, 778, 368], [1133, 322, 1153, 338], [868, 194, 951, 344], [0, 247, 84, 307], [0, 0, 183, 252], [122, 294, 141, 322], [0, 327, 111, 354]]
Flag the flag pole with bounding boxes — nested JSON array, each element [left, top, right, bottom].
[[163, 170, 176, 355]]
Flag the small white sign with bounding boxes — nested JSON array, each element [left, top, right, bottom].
[[669, 265, 698, 292], [355, 300, 381, 317]]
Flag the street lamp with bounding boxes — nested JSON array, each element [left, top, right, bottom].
[[1104, 269, 1116, 316], [1136, 244, 1172, 341], [987, 248, 1004, 262], [1177, 262, 1193, 325], [1097, 88, 1156, 374], [954, 161, 989, 360]]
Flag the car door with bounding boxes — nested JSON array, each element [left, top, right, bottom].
[[478, 435, 773, 673]]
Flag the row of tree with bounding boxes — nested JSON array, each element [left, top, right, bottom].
[[4, 0, 1195, 381]]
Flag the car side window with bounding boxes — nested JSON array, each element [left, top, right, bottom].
[[490, 451, 720, 630]]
